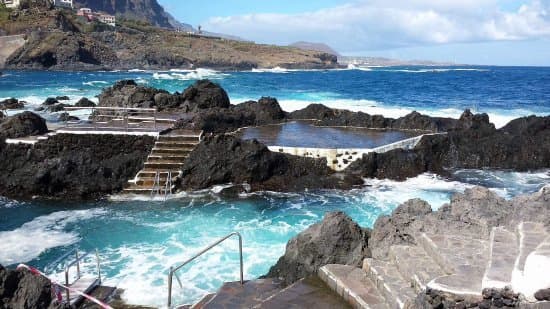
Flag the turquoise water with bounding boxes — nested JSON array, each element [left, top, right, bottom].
[[0, 171, 548, 307], [1, 66, 550, 127], [0, 67, 549, 307]]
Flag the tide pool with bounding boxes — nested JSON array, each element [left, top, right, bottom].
[[0, 170, 548, 307]]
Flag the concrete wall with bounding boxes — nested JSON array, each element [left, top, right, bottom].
[[268, 133, 446, 171], [0, 34, 26, 68]]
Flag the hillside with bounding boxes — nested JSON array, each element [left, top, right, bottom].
[[72, 0, 190, 30], [290, 41, 340, 56], [0, 5, 338, 71]]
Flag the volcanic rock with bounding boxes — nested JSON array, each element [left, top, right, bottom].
[[535, 289, 550, 301], [177, 135, 362, 192], [265, 211, 370, 285], [0, 98, 25, 110], [0, 265, 53, 309], [42, 97, 59, 106], [0, 134, 155, 199], [75, 97, 96, 107], [55, 95, 70, 101], [0, 112, 48, 139], [180, 79, 230, 111], [58, 112, 79, 122]]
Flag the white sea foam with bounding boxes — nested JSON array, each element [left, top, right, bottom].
[[0, 208, 107, 265], [251, 67, 289, 73], [153, 68, 228, 81], [83, 80, 109, 86]]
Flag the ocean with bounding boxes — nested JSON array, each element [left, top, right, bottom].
[[0, 66, 549, 307]]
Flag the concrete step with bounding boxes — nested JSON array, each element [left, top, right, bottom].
[[389, 245, 447, 292], [418, 233, 489, 275], [256, 276, 352, 309], [135, 177, 176, 187], [363, 259, 417, 309], [482, 227, 519, 290], [203, 279, 282, 308], [147, 156, 188, 163], [144, 162, 184, 170], [151, 148, 194, 155], [512, 222, 550, 301], [514, 222, 548, 275], [190, 293, 216, 309], [319, 264, 389, 309], [419, 233, 488, 300], [158, 135, 201, 143], [155, 142, 198, 149]]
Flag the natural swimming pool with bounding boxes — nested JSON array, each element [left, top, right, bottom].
[[238, 121, 420, 148]]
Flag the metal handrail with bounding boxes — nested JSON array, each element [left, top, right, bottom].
[[63, 249, 101, 303], [167, 232, 244, 308], [163, 171, 172, 201], [150, 171, 161, 199], [63, 106, 158, 132]]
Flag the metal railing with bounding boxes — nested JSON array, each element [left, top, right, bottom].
[[150, 171, 161, 199], [167, 232, 244, 308], [63, 106, 158, 131], [63, 249, 102, 303], [163, 171, 173, 201]]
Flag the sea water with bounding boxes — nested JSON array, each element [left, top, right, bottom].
[[0, 67, 549, 307]]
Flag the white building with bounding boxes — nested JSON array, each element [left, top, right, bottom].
[[1, 0, 21, 8], [98, 14, 115, 27], [51, 0, 72, 9]]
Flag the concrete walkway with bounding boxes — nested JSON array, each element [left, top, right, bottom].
[[318, 221, 550, 308]]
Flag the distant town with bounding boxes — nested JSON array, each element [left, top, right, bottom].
[[1, 0, 116, 27]]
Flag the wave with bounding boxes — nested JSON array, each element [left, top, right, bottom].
[[347, 64, 373, 71], [251, 67, 289, 74], [153, 68, 228, 81], [0, 208, 107, 265], [377, 68, 490, 73], [83, 80, 109, 86]]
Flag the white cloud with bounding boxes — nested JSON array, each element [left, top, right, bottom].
[[204, 0, 550, 52]]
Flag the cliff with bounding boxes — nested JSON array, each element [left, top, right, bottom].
[[0, 6, 338, 70]]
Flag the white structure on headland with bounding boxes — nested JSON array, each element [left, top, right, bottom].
[[51, 0, 73, 9], [1, 0, 20, 8], [97, 14, 115, 27]]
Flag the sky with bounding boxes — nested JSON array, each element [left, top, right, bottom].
[[158, 0, 550, 66]]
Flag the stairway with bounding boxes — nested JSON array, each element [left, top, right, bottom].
[[318, 222, 550, 309], [123, 132, 201, 196], [179, 276, 350, 309]]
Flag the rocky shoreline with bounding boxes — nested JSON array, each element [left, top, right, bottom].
[[0, 79, 548, 200]]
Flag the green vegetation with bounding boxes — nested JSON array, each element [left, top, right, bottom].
[[117, 18, 157, 33]]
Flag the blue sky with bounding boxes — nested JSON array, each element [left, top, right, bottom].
[[158, 0, 550, 66]]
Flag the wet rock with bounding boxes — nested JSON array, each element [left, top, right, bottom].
[[58, 112, 79, 122], [0, 98, 25, 110], [175, 97, 287, 133], [180, 79, 230, 111], [265, 211, 370, 285], [289, 104, 457, 131], [42, 97, 59, 106], [98, 79, 163, 109], [0, 265, 53, 309], [0, 112, 48, 139], [75, 97, 96, 107], [347, 149, 427, 181], [55, 95, 70, 101], [177, 135, 362, 192], [0, 134, 155, 200], [47, 103, 70, 113], [535, 288, 550, 301]]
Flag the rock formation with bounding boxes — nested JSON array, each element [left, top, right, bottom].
[[265, 212, 370, 285], [0, 98, 25, 110], [0, 112, 48, 139], [177, 135, 362, 192], [0, 133, 155, 199], [0, 265, 54, 309], [267, 186, 550, 282]]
